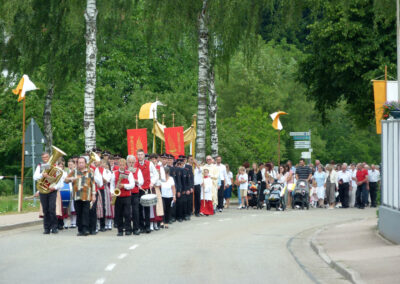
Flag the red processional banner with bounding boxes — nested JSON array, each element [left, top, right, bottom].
[[127, 129, 148, 155], [164, 126, 184, 158]]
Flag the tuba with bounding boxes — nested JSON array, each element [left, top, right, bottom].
[[37, 146, 67, 194]]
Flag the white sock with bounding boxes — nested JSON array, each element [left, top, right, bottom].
[[154, 222, 158, 229], [150, 222, 154, 230], [70, 215, 77, 226]]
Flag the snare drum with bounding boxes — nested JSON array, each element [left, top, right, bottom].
[[140, 194, 157, 207], [60, 182, 71, 208]]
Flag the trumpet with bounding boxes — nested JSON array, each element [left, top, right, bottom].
[[88, 151, 101, 168], [111, 188, 121, 205], [111, 173, 125, 205]]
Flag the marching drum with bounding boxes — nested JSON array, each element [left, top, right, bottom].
[[140, 194, 157, 207], [60, 182, 72, 208]]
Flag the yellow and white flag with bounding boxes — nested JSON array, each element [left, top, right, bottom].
[[372, 80, 400, 134], [12, 75, 38, 102], [270, 111, 288, 130], [139, 101, 165, 120]]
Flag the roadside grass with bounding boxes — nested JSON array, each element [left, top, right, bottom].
[[0, 195, 39, 215]]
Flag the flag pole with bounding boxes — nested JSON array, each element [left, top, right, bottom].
[[152, 109, 156, 153], [161, 114, 165, 153], [172, 112, 175, 127], [19, 97, 27, 212], [277, 129, 281, 167], [135, 114, 138, 129]]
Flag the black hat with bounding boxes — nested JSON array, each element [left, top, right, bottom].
[[161, 153, 168, 158], [178, 155, 186, 159], [102, 150, 111, 156]]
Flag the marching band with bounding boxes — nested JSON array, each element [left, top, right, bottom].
[[33, 147, 224, 236]]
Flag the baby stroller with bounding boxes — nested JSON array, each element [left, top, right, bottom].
[[247, 182, 259, 208], [292, 179, 309, 210], [264, 180, 286, 211]]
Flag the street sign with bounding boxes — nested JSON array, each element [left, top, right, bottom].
[[295, 145, 310, 149], [301, 152, 311, 159], [294, 141, 311, 146], [292, 135, 310, 141], [25, 118, 45, 145], [290, 132, 310, 136]]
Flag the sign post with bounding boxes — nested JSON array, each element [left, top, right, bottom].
[[24, 118, 45, 205]]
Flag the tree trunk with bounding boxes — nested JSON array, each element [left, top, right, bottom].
[[195, 0, 209, 162], [43, 84, 54, 154], [208, 68, 218, 157], [84, 0, 97, 152]]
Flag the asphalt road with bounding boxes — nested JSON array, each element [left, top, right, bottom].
[[0, 207, 376, 284]]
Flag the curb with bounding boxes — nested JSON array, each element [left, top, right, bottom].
[[309, 224, 365, 284], [0, 220, 42, 232]]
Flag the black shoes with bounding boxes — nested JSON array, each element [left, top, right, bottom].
[[125, 231, 132, 236], [51, 228, 58, 234], [177, 219, 183, 222], [77, 231, 89, 236], [43, 229, 50, 234], [117, 232, 123, 236], [195, 214, 200, 217], [99, 227, 106, 232], [133, 229, 140, 235], [146, 228, 151, 234]]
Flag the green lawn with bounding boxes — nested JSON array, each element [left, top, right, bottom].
[[0, 195, 40, 215]]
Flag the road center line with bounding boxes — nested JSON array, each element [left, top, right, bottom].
[[129, 244, 139, 250], [118, 253, 128, 259], [95, 278, 105, 284], [105, 263, 116, 272]]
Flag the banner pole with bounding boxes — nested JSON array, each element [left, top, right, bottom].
[[19, 97, 27, 212], [277, 130, 281, 167], [161, 114, 165, 153], [172, 112, 175, 127], [135, 114, 138, 129], [152, 109, 156, 153]]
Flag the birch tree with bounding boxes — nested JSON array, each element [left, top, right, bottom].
[[144, 0, 269, 161], [84, 0, 98, 151]]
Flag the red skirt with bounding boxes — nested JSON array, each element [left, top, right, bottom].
[[200, 200, 214, 215]]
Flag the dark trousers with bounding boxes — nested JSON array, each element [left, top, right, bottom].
[[194, 185, 201, 215], [356, 183, 368, 208], [217, 181, 225, 209], [170, 199, 176, 220], [39, 191, 57, 230], [139, 190, 150, 229], [115, 196, 132, 233], [89, 197, 97, 233], [75, 200, 90, 233], [339, 183, 350, 208], [98, 190, 106, 229], [187, 191, 193, 215], [131, 193, 140, 231], [369, 182, 378, 207], [162, 197, 173, 224], [176, 193, 185, 220]]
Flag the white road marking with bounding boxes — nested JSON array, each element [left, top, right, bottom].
[[202, 222, 209, 225], [118, 253, 128, 259], [105, 263, 116, 271], [95, 278, 105, 284], [218, 218, 232, 222], [129, 244, 139, 250], [251, 214, 258, 217]]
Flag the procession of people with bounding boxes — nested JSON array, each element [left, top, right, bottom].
[[33, 147, 380, 236], [33, 148, 233, 236]]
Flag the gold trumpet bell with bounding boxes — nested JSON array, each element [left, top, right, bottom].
[[88, 151, 101, 166], [111, 188, 121, 205]]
